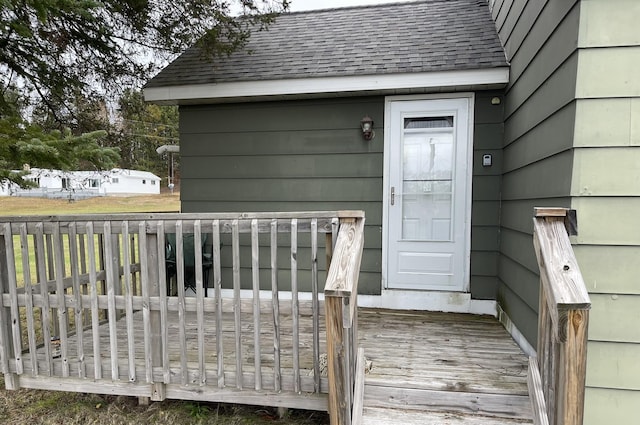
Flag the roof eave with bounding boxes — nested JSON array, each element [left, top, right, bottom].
[[144, 67, 510, 105]]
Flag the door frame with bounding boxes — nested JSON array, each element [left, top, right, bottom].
[[382, 93, 475, 293]]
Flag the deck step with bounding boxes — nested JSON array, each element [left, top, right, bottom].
[[362, 406, 533, 424], [363, 384, 532, 420]]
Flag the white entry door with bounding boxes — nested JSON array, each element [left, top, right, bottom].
[[385, 96, 472, 291]]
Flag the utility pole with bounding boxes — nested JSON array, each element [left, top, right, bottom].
[[156, 144, 179, 194]]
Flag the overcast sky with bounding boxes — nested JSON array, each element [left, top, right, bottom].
[[288, 0, 414, 12]]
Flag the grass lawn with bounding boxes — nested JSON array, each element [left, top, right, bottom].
[[0, 193, 181, 216], [0, 194, 329, 425], [1, 193, 181, 299]]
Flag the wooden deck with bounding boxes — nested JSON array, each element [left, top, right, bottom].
[[358, 309, 533, 424], [14, 302, 532, 424]]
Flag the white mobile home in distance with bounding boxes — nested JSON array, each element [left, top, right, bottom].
[[1, 168, 79, 197], [94, 169, 161, 195], [0, 168, 161, 197]]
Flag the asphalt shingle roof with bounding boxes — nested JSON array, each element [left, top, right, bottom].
[[145, 0, 507, 89]]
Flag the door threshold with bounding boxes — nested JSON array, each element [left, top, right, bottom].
[[358, 290, 496, 316]]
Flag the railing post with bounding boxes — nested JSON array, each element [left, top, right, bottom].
[[150, 229, 165, 399], [144, 224, 164, 401], [324, 215, 365, 425], [325, 294, 349, 425], [532, 208, 591, 425], [557, 308, 589, 425], [0, 230, 18, 389]]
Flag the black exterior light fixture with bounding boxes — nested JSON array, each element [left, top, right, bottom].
[[360, 115, 375, 141]]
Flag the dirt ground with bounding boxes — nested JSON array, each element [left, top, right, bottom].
[[0, 374, 328, 424]]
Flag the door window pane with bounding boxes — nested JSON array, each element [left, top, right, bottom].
[[403, 132, 453, 181], [402, 181, 452, 240], [401, 117, 455, 241]]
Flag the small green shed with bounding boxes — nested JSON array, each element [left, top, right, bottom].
[[145, 0, 510, 315]]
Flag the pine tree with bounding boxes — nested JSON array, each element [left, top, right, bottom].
[[0, 0, 288, 187]]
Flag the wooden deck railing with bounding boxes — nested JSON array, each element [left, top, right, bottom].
[[0, 211, 365, 421], [530, 208, 591, 425], [324, 216, 365, 425]]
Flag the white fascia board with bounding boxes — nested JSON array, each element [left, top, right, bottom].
[[144, 68, 509, 103]]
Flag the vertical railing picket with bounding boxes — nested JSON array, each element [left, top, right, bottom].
[[103, 222, 119, 381], [194, 220, 206, 386], [145, 221, 163, 399], [251, 219, 262, 390], [156, 221, 170, 384], [291, 219, 300, 393], [351, 292, 359, 393], [19, 224, 38, 376], [34, 224, 52, 376], [270, 219, 281, 392], [52, 223, 69, 377], [175, 220, 188, 386], [212, 219, 224, 388], [138, 221, 152, 384], [68, 223, 85, 378], [232, 219, 242, 390], [86, 222, 102, 380], [122, 221, 136, 383], [310, 218, 320, 393]]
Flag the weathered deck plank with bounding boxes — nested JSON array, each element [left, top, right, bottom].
[[359, 309, 533, 424], [362, 407, 532, 425]]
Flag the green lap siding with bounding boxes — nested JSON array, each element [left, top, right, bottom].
[[492, 0, 580, 345], [471, 92, 505, 300], [179, 96, 385, 294], [178, 92, 504, 298]]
